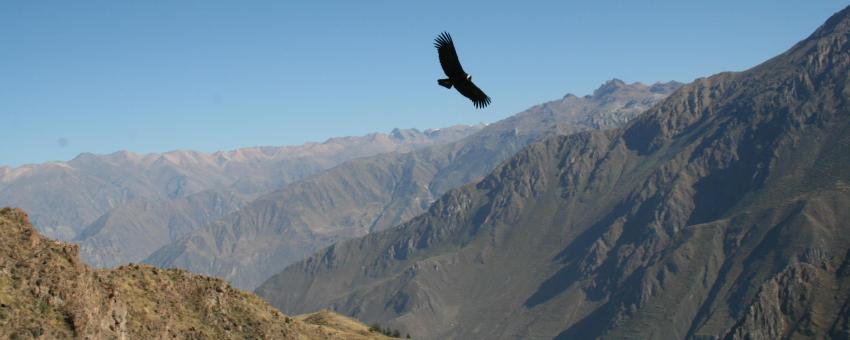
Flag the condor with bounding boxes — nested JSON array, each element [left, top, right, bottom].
[[434, 32, 491, 109]]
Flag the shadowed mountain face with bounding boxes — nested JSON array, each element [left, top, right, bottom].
[[145, 80, 680, 290], [256, 7, 850, 340], [0, 208, 393, 339], [0, 127, 478, 269]]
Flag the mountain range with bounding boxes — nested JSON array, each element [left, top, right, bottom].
[[144, 79, 681, 290], [0, 126, 480, 268], [255, 6, 850, 339]]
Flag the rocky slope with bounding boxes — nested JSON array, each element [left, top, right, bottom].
[[74, 188, 245, 268], [0, 126, 478, 242], [255, 6, 850, 339], [0, 207, 394, 339], [146, 80, 680, 290]]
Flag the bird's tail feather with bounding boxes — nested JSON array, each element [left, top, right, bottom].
[[438, 78, 452, 89]]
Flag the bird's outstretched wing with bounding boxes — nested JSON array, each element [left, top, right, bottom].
[[434, 32, 466, 78], [455, 81, 491, 109]]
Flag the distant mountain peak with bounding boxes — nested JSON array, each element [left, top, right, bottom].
[[587, 79, 683, 100], [390, 127, 421, 140], [591, 78, 628, 97]]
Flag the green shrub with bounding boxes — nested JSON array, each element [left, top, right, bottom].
[[367, 322, 405, 338]]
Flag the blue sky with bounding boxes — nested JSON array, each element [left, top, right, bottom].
[[1, 1, 846, 167]]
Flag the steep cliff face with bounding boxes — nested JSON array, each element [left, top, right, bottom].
[[0, 207, 392, 339], [256, 6, 850, 339], [146, 81, 680, 290]]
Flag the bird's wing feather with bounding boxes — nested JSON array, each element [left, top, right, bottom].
[[434, 32, 466, 78], [455, 80, 491, 109]]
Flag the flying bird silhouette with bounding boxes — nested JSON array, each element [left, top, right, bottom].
[[434, 32, 491, 109]]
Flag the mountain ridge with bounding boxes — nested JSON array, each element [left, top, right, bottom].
[[256, 6, 850, 339], [146, 80, 681, 290], [0, 125, 480, 242]]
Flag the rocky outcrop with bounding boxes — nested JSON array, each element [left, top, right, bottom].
[[0, 207, 392, 339]]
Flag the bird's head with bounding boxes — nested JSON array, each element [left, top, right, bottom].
[[466, 74, 472, 82]]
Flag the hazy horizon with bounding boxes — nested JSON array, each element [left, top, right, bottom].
[[2, 1, 846, 167]]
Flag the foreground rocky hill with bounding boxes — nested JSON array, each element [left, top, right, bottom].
[[256, 6, 850, 339], [0, 207, 393, 339], [146, 80, 680, 290]]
